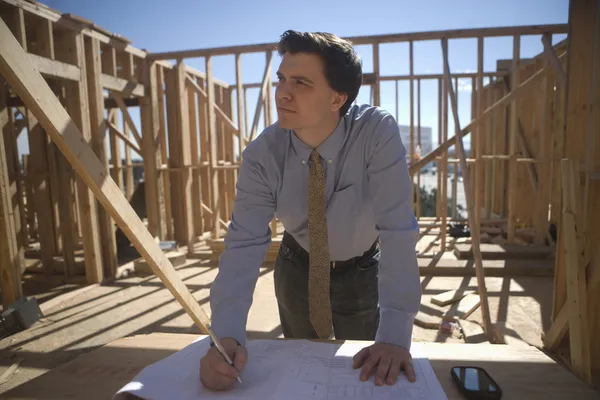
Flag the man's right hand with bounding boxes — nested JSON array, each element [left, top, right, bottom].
[[199, 337, 247, 391]]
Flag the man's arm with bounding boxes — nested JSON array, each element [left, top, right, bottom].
[[209, 143, 275, 346], [366, 111, 421, 351]]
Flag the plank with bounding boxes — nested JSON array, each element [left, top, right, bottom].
[[110, 92, 142, 146], [106, 120, 142, 155], [140, 61, 166, 240], [156, 66, 173, 240], [176, 61, 194, 249], [205, 56, 220, 238], [561, 159, 591, 383], [442, 38, 496, 342], [443, 293, 481, 320], [453, 243, 553, 260], [85, 36, 117, 278], [25, 110, 56, 272], [248, 51, 272, 141], [0, 77, 23, 307], [100, 74, 144, 97], [0, 14, 211, 334], [56, 30, 104, 284], [431, 289, 476, 307], [147, 24, 568, 59], [507, 35, 520, 243]]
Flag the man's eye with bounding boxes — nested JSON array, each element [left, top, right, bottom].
[[296, 80, 305, 85]]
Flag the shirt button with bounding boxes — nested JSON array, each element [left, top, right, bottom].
[[301, 160, 306, 164], [328, 159, 332, 163]]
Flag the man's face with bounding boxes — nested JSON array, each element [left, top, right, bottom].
[[275, 52, 345, 131]]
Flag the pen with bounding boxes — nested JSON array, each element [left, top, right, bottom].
[[206, 323, 243, 384]]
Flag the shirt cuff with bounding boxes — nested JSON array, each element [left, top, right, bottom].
[[209, 303, 248, 347], [375, 308, 416, 350]]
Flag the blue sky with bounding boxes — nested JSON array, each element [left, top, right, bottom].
[[19, 0, 569, 160]]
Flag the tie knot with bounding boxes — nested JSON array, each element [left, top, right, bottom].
[[310, 150, 321, 163]]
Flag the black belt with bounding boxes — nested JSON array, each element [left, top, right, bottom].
[[280, 231, 378, 270]]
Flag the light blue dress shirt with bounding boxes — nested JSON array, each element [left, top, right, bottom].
[[209, 103, 421, 350]]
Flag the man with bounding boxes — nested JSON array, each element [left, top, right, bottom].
[[200, 30, 421, 391]]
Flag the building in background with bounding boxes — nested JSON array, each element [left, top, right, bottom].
[[398, 124, 433, 166]]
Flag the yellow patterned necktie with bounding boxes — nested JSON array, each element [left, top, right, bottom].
[[307, 149, 333, 339]]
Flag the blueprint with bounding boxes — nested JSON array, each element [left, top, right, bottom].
[[113, 337, 448, 400]]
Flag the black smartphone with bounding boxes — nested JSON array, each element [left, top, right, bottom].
[[450, 366, 502, 399]]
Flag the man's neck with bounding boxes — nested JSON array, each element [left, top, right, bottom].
[[295, 115, 341, 149]]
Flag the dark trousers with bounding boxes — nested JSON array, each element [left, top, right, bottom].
[[274, 232, 380, 340]]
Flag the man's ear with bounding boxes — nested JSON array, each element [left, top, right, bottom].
[[330, 91, 348, 113]]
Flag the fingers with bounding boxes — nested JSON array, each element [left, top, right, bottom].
[[210, 348, 240, 379], [233, 345, 248, 372], [353, 347, 369, 369], [386, 358, 402, 385], [403, 359, 416, 382], [199, 347, 243, 391], [360, 353, 380, 382], [374, 356, 391, 386]]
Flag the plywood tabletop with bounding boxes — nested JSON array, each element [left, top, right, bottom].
[[2, 333, 598, 399]]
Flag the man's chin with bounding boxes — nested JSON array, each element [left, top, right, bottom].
[[276, 116, 296, 130]]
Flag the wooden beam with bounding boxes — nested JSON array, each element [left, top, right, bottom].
[[140, 61, 166, 239], [27, 54, 80, 81], [206, 56, 220, 238], [560, 159, 591, 383], [85, 36, 117, 278], [542, 33, 567, 88], [110, 92, 143, 146], [147, 24, 568, 59], [56, 30, 104, 283], [249, 51, 272, 141], [507, 35, 520, 243], [442, 38, 497, 343], [235, 53, 245, 163], [0, 77, 23, 308], [106, 120, 142, 155], [0, 13, 211, 334], [101, 74, 144, 97], [176, 61, 194, 248]]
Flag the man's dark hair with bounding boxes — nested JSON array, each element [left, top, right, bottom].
[[277, 30, 362, 116]]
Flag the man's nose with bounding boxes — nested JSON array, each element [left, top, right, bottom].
[[276, 83, 292, 101]]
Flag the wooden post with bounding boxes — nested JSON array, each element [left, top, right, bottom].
[[437, 79, 443, 220], [140, 61, 166, 239], [157, 66, 173, 240], [560, 159, 592, 383], [475, 37, 484, 227], [235, 54, 245, 164], [188, 79, 203, 238], [441, 67, 449, 250], [409, 41, 415, 214], [416, 78, 421, 219], [507, 35, 520, 243], [441, 37, 496, 342], [206, 56, 221, 239], [373, 43, 380, 106], [26, 111, 56, 273], [85, 37, 117, 278], [198, 76, 211, 234], [176, 61, 194, 248], [0, 77, 23, 307], [58, 31, 104, 283]]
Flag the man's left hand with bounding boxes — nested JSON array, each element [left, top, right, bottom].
[[353, 343, 416, 386]]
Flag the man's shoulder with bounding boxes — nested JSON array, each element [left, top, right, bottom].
[[346, 104, 399, 143], [242, 122, 288, 162], [347, 103, 395, 124]]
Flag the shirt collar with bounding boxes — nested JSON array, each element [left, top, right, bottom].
[[290, 117, 347, 164]]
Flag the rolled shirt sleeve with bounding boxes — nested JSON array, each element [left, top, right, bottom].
[[367, 111, 421, 350], [209, 142, 275, 346]]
